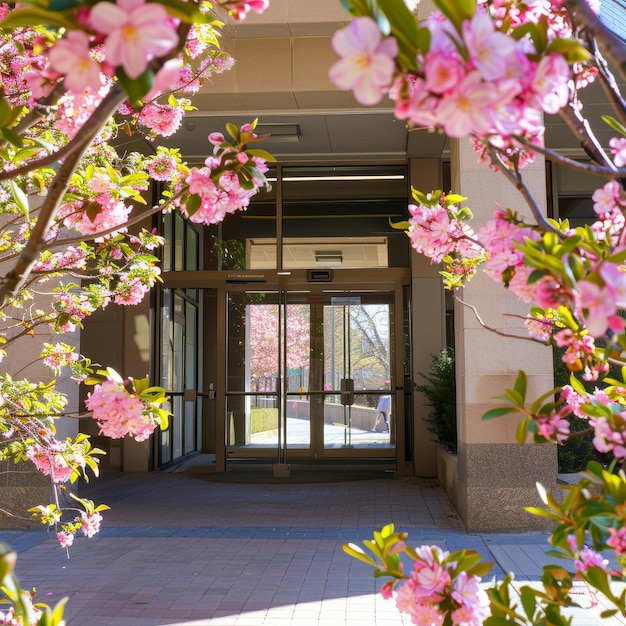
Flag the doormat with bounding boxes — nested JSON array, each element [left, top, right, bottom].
[[186, 465, 396, 484]]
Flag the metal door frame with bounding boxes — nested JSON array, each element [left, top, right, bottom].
[[161, 268, 410, 472]]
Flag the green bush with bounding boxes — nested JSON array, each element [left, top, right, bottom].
[[250, 407, 278, 434], [415, 348, 457, 454], [553, 347, 609, 472]]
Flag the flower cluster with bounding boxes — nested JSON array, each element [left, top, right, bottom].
[[85, 379, 161, 441], [329, 1, 587, 167], [177, 121, 272, 225], [394, 545, 489, 626], [345, 525, 492, 626], [404, 190, 486, 288], [48, 0, 179, 93]]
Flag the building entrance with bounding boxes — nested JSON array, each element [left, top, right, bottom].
[[158, 268, 410, 472], [226, 289, 396, 462]]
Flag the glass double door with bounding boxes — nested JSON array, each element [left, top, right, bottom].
[[226, 290, 396, 460]]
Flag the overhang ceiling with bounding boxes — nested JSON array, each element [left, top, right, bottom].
[[160, 1, 625, 166]]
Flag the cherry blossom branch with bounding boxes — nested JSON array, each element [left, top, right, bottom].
[[453, 292, 549, 344], [0, 85, 127, 307], [2, 83, 66, 146], [514, 138, 624, 178], [591, 41, 626, 130], [486, 146, 564, 235], [558, 102, 616, 169], [566, 0, 626, 81], [47, 204, 167, 251]]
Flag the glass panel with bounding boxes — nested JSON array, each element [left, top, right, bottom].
[[173, 294, 184, 392], [161, 400, 172, 464], [324, 300, 391, 391], [184, 302, 197, 455], [226, 395, 279, 447], [172, 396, 183, 459], [174, 212, 185, 271], [160, 289, 172, 389], [162, 214, 172, 272], [285, 391, 310, 448], [322, 295, 394, 450], [323, 393, 393, 449], [281, 165, 409, 269], [186, 224, 198, 270], [226, 293, 312, 451]]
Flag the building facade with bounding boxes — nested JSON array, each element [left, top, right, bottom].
[[73, 0, 622, 532]]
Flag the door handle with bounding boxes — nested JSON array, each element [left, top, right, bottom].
[[340, 378, 354, 406]]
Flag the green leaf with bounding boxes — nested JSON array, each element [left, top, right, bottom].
[[602, 115, 626, 137], [0, 6, 75, 28], [483, 406, 521, 420], [116, 68, 153, 106], [343, 542, 379, 567], [10, 180, 28, 218], [520, 586, 537, 620], [524, 506, 562, 520], [377, 0, 419, 71], [505, 387, 524, 407], [183, 194, 202, 218], [49, 0, 81, 9], [0, 97, 12, 128], [513, 370, 527, 402], [225, 122, 240, 143], [246, 148, 277, 162], [1, 127, 23, 148], [546, 38, 592, 63], [569, 372, 587, 394], [431, 0, 476, 31], [516, 417, 529, 444]]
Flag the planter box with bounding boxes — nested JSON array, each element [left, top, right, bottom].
[[0, 460, 50, 530], [435, 444, 458, 510]]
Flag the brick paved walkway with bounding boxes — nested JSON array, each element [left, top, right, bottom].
[[1, 465, 624, 625]]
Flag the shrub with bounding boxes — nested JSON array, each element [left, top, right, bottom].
[[415, 348, 457, 454]]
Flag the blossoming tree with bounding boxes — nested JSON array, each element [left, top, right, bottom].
[[330, 0, 626, 623], [0, 0, 274, 621]]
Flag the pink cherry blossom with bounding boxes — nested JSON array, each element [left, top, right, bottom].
[[537, 408, 570, 443], [57, 531, 75, 548], [80, 511, 103, 538], [600, 262, 626, 309], [592, 180, 624, 214], [48, 30, 102, 93], [592, 416, 626, 459], [436, 71, 499, 137], [85, 379, 156, 441], [577, 280, 617, 336], [607, 526, 626, 555], [610, 137, 626, 167], [463, 9, 518, 81], [573, 545, 608, 573], [424, 52, 465, 94], [89, 0, 179, 79], [531, 53, 570, 114], [329, 17, 399, 106]]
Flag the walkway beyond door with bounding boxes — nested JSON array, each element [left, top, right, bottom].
[[226, 289, 398, 465]]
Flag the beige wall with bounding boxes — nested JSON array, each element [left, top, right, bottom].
[[409, 158, 446, 476], [451, 138, 557, 532]]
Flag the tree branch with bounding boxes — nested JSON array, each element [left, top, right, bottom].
[[453, 291, 551, 343], [558, 102, 616, 169], [515, 137, 624, 179], [566, 0, 626, 81], [0, 85, 127, 307], [486, 146, 565, 235]]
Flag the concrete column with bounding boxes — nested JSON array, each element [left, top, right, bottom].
[[450, 139, 557, 532], [409, 158, 446, 477]]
